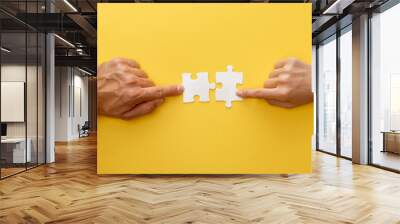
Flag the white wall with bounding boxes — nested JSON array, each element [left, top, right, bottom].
[[73, 73, 89, 138], [55, 67, 69, 141], [54, 67, 89, 141]]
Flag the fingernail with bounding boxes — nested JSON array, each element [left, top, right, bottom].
[[236, 90, 243, 96], [177, 85, 184, 92]]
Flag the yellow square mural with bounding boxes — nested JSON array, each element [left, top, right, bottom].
[[97, 3, 313, 174]]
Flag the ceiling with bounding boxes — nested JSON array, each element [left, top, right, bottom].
[[0, 0, 392, 73]]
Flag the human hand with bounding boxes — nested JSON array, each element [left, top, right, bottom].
[[237, 58, 313, 108], [98, 58, 183, 119]]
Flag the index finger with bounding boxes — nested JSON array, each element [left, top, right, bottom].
[[140, 85, 184, 102], [236, 88, 281, 100]]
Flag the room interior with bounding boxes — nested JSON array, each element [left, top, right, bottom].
[[0, 0, 400, 223]]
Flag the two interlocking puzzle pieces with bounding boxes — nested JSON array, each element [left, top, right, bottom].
[[182, 65, 243, 108]]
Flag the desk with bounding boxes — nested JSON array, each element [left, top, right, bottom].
[[381, 131, 400, 154], [1, 138, 31, 163]]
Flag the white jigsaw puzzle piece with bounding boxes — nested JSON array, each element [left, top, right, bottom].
[[215, 65, 243, 108], [182, 72, 216, 103]]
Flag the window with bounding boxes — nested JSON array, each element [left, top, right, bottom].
[[390, 74, 400, 131], [317, 35, 337, 154], [339, 27, 352, 158], [370, 2, 400, 171]]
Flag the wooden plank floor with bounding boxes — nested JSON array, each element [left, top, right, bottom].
[[1, 135, 400, 224]]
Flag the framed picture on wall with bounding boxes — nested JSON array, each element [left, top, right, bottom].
[[1, 81, 25, 122]]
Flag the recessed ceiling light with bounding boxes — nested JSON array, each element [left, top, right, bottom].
[[1, 47, 11, 53], [78, 67, 93, 76], [54, 34, 75, 48], [63, 0, 78, 12], [323, 0, 355, 15]]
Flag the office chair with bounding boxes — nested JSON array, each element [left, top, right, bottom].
[[79, 121, 90, 138]]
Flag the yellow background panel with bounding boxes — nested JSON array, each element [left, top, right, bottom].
[[97, 3, 313, 174]]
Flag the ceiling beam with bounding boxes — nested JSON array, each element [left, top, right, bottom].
[[55, 55, 96, 72], [67, 14, 97, 38]]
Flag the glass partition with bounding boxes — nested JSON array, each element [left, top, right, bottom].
[[1, 31, 28, 177], [27, 30, 38, 169], [0, 1, 46, 179]]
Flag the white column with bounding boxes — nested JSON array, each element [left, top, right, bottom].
[[46, 32, 55, 163], [352, 14, 369, 164]]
